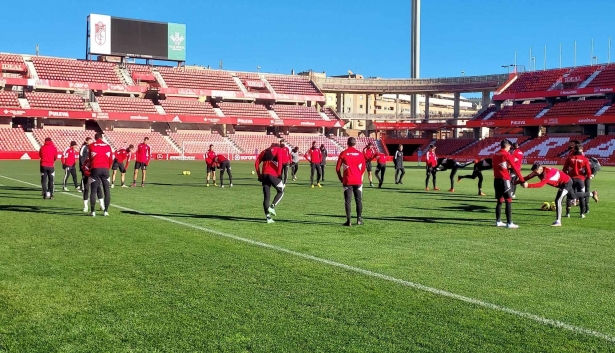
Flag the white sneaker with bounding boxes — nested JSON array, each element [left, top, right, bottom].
[[221, 185, 225, 188], [551, 221, 562, 227], [103, 211, 109, 217], [110, 184, 115, 189], [506, 223, 519, 229], [496, 221, 506, 227], [266, 218, 275, 224], [62, 187, 69, 192], [121, 184, 128, 188], [89, 212, 96, 217], [83, 207, 88, 213], [581, 214, 586, 219], [230, 184, 233, 187], [268, 206, 276, 216], [45, 192, 51, 198]]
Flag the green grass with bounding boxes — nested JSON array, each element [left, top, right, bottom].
[[1, 160, 615, 352]]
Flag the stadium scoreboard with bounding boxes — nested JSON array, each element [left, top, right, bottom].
[[87, 14, 186, 62]]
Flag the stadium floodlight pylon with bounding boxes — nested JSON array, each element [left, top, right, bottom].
[[181, 140, 241, 161]]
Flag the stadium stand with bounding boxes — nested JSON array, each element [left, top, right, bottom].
[[432, 139, 475, 155], [97, 96, 158, 114], [265, 75, 320, 96], [0, 128, 34, 151], [218, 102, 271, 118], [586, 64, 615, 88], [0, 54, 27, 78], [156, 67, 240, 91], [455, 136, 530, 157], [330, 136, 382, 153], [168, 132, 228, 153], [504, 69, 568, 93], [521, 135, 587, 158], [543, 99, 608, 117], [0, 91, 20, 107], [228, 134, 280, 154], [273, 105, 323, 120], [160, 99, 216, 116], [31, 57, 124, 84], [126, 64, 157, 83], [104, 131, 174, 153], [32, 129, 96, 149], [283, 135, 341, 156], [236, 72, 270, 93], [26, 92, 87, 111], [490, 103, 548, 120], [597, 102, 615, 116], [321, 107, 338, 120], [583, 135, 615, 158], [469, 106, 496, 121], [561, 65, 601, 88]]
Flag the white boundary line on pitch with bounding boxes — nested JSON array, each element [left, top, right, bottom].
[[1, 174, 614, 343]]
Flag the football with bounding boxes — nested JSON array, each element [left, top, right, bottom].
[[187, 171, 191, 175], [541, 202, 551, 211], [550, 202, 557, 211]]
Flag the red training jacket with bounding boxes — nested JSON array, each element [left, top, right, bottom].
[[375, 153, 387, 164], [89, 139, 113, 169], [61, 147, 78, 167], [493, 149, 524, 182], [336, 147, 366, 185], [255, 147, 283, 177], [563, 155, 592, 180], [205, 150, 216, 166], [426, 151, 438, 167], [525, 167, 570, 188], [278, 146, 291, 165], [363, 147, 377, 163], [136, 143, 151, 164], [305, 147, 322, 164], [214, 154, 228, 163], [511, 149, 523, 170], [114, 148, 132, 168], [39, 140, 57, 167]]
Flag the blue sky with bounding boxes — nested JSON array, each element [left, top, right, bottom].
[[1, 0, 613, 78]]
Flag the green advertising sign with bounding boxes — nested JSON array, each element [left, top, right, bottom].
[[167, 23, 186, 61]]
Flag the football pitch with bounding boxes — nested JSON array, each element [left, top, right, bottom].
[[1, 160, 614, 352]]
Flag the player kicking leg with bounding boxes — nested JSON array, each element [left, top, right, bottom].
[[458, 158, 492, 196]]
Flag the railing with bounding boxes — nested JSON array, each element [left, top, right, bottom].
[[314, 73, 509, 86], [340, 113, 476, 121]]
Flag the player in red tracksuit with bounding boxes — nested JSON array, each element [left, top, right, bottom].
[[374, 152, 387, 188], [363, 143, 377, 187], [493, 140, 525, 229], [132, 137, 151, 187], [39, 137, 58, 199], [523, 162, 598, 227], [89, 133, 114, 216], [279, 139, 292, 184], [255, 143, 284, 223], [61, 141, 79, 191], [205, 144, 217, 187], [425, 144, 439, 191], [510, 142, 524, 198], [305, 141, 323, 188], [563, 145, 594, 217], [336, 137, 367, 226], [111, 144, 133, 188], [214, 154, 233, 188]]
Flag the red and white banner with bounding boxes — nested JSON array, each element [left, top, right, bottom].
[[244, 80, 266, 89], [466, 114, 615, 128], [0, 77, 145, 93], [494, 85, 615, 101]]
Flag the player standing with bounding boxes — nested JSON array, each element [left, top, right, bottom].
[[39, 137, 57, 200], [374, 152, 387, 188], [305, 141, 323, 188], [88, 133, 113, 217], [255, 143, 284, 223], [363, 142, 377, 187], [61, 141, 79, 191], [435, 157, 473, 192], [204, 144, 217, 187], [425, 144, 439, 191], [336, 137, 366, 226], [493, 140, 524, 228], [111, 144, 133, 188], [290, 146, 300, 181], [80, 137, 103, 212], [279, 140, 292, 184], [131, 137, 151, 187], [510, 142, 524, 198], [457, 158, 492, 196], [394, 144, 405, 184], [214, 153, 233, 187], [320, 144, 328, 182], [563, 145, 593, 217]]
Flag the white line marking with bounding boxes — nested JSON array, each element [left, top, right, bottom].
[[1, 174, 614, 343]]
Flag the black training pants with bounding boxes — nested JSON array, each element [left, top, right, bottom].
[[82, 173, 103, 201], [90, 168, 110, 212], [310, 163, 322, 185], [63, 165, 78, 188], [584, 178, 591, 212], [320, 164, 326, 181], [375, 164, 386, 187], [40, 166, 55, 197], [395, 167, 405, 183], [571, 178, 588, 215], [425, 166, 437, 188], [219, 160, 233, 186], [291, 163, 298, 178], [262, 174, 285, 216], [343, 184, 363, 222], [282, 164, 289, 184], [459, 167, 484, 192]]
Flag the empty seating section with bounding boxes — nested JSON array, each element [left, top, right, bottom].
[[0, 91, 20, 107], [543, 99, 608, 117], [161, 99, 215, 116], [236, 72, 270, 92], [283, 136, 340, 156], [456, 136, 530, 157], [97, 96, 158, 114], [330, 136, 382, 153], [0, 54, 26, 78], [562, 65, 599, 87], [103, 131, 173, 153], [504, 69, 568, 93], [0, 128, 33, 151], [26, 92, 87, 111], [228, 134, 280, 153], [273, 105, 322, 120], [156, 67, 239, 91], [583, 135, 615, 158], [168, 132, 227, 153], [265, 76, 320, 96], [32, 57, 123, 84], [491, 103, 547, 120], [586, 64, 615, 88], [32, 129, 95, 149], [432, 139, 475, 155], [321, 107, 338, 120], [470, 106, 496, 121], [600, 103, 615, 116], [218, 103, 270, 118], [521, 135, 586, 158]]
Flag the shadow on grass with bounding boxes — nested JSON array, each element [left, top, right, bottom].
[[307, 213, 492, 226], [0, 204, 81, 216], [0, 185, 40, 192]]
